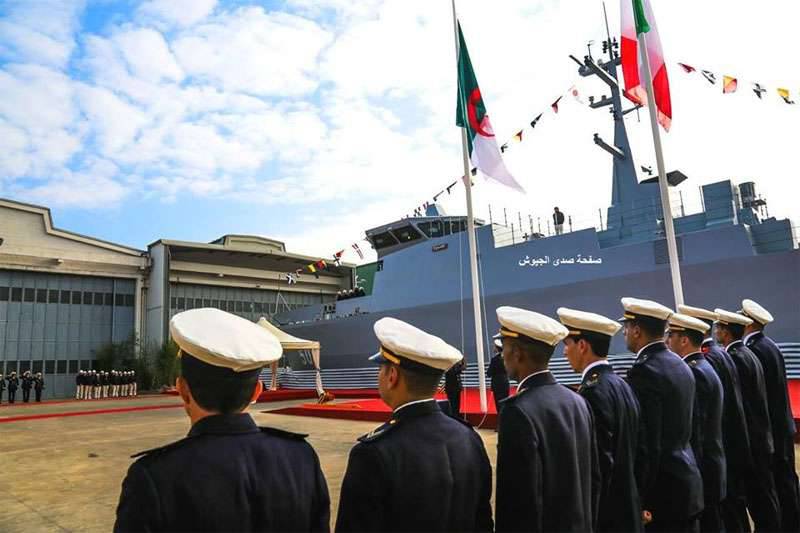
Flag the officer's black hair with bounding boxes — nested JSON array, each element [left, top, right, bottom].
[[508, 335, 555, 366], [681, 329, 705, 347], [719, 322, 745, 340], [181, 353, 261, 414], [394, 364, 444, 396], [568, 331, 611, 357], [631, 316, 667, 340]]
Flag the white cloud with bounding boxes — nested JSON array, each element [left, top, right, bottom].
[[114, 27, 185, 83], [76, 84, 149, 155], [172, 7, 332, 97], [0, 64, 84, 178], [138, 0, 217, 28], [0, 0, 84, 68], [19, 158, 129, 209]]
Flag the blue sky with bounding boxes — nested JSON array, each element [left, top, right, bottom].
[[1, 0, 798, 259]]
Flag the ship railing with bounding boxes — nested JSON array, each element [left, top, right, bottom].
[[489, 189, 796, 249]]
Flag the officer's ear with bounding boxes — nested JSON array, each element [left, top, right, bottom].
[[176, 376, 193, 406], [385, 364, 401, 390], [249, 380, 263, 405]]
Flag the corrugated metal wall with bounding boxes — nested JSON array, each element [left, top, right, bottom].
[[0, 270, 135, 399], [169, 282, 332, 322]]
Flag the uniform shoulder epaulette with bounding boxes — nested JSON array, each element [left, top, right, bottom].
[[500, 385, 531, 405], [131, 437, 193, 459], [357, 419, 399, 442], [582, 371, 602, 389], [259, 426, 308, 440]]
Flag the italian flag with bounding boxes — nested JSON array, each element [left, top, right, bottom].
[[456, 21, 524, 192], [620, 0, 672, 131]]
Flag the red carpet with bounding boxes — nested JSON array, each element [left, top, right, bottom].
[[0, 404, 182, 424], [269, 389, 507, 430], [163, 388, 382, 402], [0, 395, 157, 408]]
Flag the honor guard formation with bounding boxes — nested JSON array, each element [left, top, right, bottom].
[[75, 369, 137, 401], [112, 298, 798, 533], [1, 370, 45, 404]]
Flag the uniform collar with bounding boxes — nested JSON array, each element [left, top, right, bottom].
[[517, 370, 555, 392], [726, 339, 743, 352], [683, 351, 704, 362], [581, 360, 610, 381], [743, 330, 763, 345], [188, 413, 259, 437], [392, 398, 439, 421], [637, 340, 665, 359]]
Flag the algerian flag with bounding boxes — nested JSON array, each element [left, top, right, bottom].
[[455, 21, 524, 192], [620, 0, 672, 131]]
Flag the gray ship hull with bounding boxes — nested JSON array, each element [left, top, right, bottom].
[[280, 244, 799, 372]]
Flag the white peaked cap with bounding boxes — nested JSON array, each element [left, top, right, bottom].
[[497, 306, 569, 346], [170, 308, 283, 372], [619, 297, 673, 321], [677, 304, 718, 322], [741, 299, 774, 325], [668, 313, 711, 334], [714, 308, 753, 327], [557, 307, 621, 337], [369, 317, 462, 372]]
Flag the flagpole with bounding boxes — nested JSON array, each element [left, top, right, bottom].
[[451, 0, 488, 414], [637, 32, 684, 307]]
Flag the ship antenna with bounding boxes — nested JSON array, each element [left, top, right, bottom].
[[602, 2, 613, 64]]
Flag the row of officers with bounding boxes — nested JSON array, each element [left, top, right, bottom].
[[0, 371, 45, 403], [76, 369, 137, 400], [113, 299, 799, 532]]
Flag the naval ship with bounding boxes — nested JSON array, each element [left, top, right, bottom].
[[272, 36, 799, 388]]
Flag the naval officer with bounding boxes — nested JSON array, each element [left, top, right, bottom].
[[715, 308, 780, 532], [494, 306, 599, 532], [666, 313, 726, 533], [558, 307, 642, 533], [620, 297, 703, 532], [486, 333, 510, 414], [741, 299, 800, 532], [114, 308, 330, 532], [335, 317, 493, 532], [679, 304, 752, 532]]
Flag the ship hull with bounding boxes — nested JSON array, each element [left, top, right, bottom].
[[282, 246, 800, 371]]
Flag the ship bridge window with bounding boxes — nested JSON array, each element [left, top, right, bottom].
[[371, 231, 399, 250], [418, 221, 444, 238], [392, 225, 422, 243]]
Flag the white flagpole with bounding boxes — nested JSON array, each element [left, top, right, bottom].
[[637, 31, 684, 307], [451, 0, 488, 414]]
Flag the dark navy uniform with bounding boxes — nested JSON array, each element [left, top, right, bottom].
[[627, 342, 704, 530], [336, 399, 492, 532], [114, 413, 330, 532], [487, 352, 510, 413], [495, 371, 599, 532], [33, 375, 44, 402], [21, 373, 32, 402], [6, 375, 18, 403], [684, 352, 726, 532], [444, 359, 465, 416], [727, 339, 781, 531], [0, 375, 5, 403], [579, 363, 643, 532], [702, 339, 752, 531], [747, 331, 800, 532]]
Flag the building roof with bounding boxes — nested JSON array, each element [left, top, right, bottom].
[[0, 197, 144, 256]]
